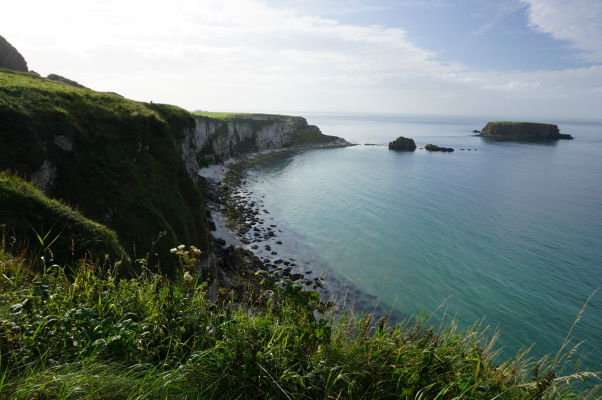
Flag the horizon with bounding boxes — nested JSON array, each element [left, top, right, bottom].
[[2, 0, 602, 120]]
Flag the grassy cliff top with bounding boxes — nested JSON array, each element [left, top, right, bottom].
[[193, 110, 302, 121], [488, 121, 558, 127], [0, 69, 159, 120]]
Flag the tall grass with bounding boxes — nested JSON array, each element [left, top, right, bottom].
[[0, 249, 599, 399]]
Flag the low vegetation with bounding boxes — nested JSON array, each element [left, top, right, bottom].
[[192, 111, 254, 119], [293, 128, 339, 145], [0, 244, 599, 399], [0, 173, 128, 271]]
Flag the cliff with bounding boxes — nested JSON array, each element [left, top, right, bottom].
[[0, 70, 346, 274], [480, 121, 573, 140], [178, 113, 345, 177], [0, 35, 28, 72]]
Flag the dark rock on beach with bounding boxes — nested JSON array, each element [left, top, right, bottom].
[[388, 136, 417, 151]]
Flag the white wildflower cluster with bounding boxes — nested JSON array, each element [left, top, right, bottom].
[[169, 244, 202, 277]]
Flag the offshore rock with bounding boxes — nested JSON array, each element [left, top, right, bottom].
[[388, 136, 417, 151], [425, 144, 454, 152], [480, 122, 573, 140]]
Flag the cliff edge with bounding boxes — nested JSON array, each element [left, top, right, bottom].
[[0, 70, 348, 275]]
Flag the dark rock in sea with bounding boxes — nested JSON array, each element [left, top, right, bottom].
[[276, 241, 282, 245], [215, 238, 226, 247], [208, 220, 216, 231], [425, 144, 454, 152], [388, 136, 417, 151], [472, 130, 481, 134], [0, 35, 28, 71], [479, 122, 573, 140]]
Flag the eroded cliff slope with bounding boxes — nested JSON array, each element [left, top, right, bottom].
[[0, 70, 346, 273]]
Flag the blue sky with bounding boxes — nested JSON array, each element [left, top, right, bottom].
[[1, 0, 601, 119], [267, 0, 593, 70]]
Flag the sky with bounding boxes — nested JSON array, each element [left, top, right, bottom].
[[2, 0, 602, 119]]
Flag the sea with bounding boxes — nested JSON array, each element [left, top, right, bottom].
[[243, 113, 602, 368]]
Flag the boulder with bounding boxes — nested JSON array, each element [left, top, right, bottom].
[[0, 35, 28, 71], [480, 122, 573, 140], [388, 136, 417, 151]]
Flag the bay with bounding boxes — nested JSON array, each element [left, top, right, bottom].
[[245, 113, 602, 367]]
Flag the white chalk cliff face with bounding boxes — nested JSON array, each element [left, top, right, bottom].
[[178, 115, 310, 179]]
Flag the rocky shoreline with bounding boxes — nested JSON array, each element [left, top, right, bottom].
[[199, 144, 407, 321]]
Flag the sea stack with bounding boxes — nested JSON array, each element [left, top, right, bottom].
[[388, 136, 417, 151], [480, 122, 573, 140]]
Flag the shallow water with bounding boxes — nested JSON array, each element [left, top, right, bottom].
[[244, 114, 602, 366]]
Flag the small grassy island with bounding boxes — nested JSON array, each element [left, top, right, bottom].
[[480, 122, 573, 140], [0, 36, 599, 398]]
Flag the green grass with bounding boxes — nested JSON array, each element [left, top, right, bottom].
[[192, 111, 254, 119], [292, 128, 339, 145], [1, 248, 598, 399], [489, 122, 557, 127]]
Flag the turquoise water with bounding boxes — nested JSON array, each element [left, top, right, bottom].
[[246, 114, 602, 366]]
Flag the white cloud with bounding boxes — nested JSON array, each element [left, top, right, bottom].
[[522, 0, 602, 63], [0, 0, 601, 119]]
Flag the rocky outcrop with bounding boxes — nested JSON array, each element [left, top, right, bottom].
[[388, 136, 416, 151], [425, 144, 454, 152], [46, 74, 88, 89], [0, 35, 28, 71], [178, 114, 348, 179], [480, 122, 573, 140]]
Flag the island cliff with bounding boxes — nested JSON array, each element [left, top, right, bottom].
[[480, 121, 573, 140]]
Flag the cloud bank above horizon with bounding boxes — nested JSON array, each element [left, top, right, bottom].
[[2, 0, 601, 119]]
